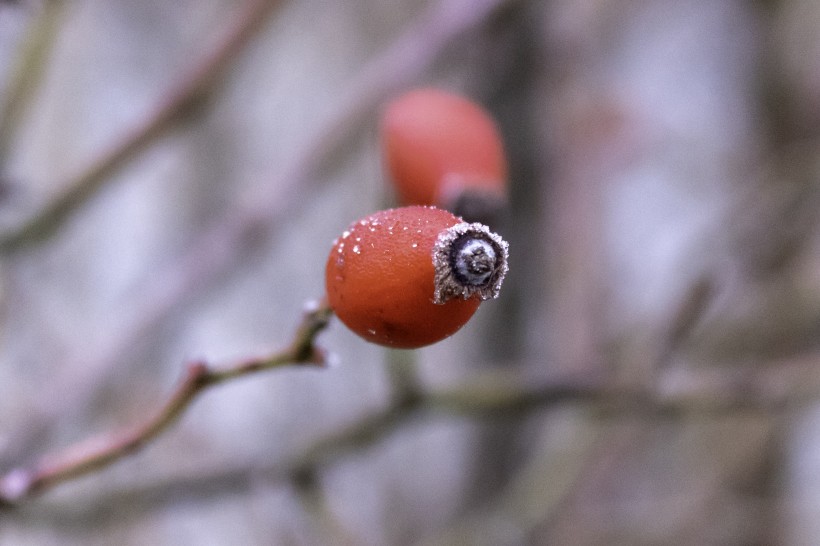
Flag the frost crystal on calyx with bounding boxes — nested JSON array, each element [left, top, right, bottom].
[[432, 222, 509, 304]]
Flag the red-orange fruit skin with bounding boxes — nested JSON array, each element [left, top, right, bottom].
[[381, 88, 507, 207], [325, 206, 481, 349]]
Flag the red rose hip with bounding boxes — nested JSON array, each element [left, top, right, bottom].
[[325, 206, 508, 348], [381, 88, 508, 223]]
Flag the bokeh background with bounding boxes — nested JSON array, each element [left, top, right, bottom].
[[2, 0, 820, 544]]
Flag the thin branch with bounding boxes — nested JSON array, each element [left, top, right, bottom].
[[1, 328, 810, 509], [8, 354, 820, 523], [423, 370, 792, 419], [0, 301, 332, 506], [0, 0, 66, 163], [0, 0, 283, 253]]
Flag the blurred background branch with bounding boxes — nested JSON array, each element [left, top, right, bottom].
[[0, 0, 284, 253]]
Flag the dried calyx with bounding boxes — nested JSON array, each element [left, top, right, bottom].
[[432, 222, 509, 304]]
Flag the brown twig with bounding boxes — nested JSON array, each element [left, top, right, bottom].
[[0, 301, 332, 506], [0, 0, 283, 254]]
